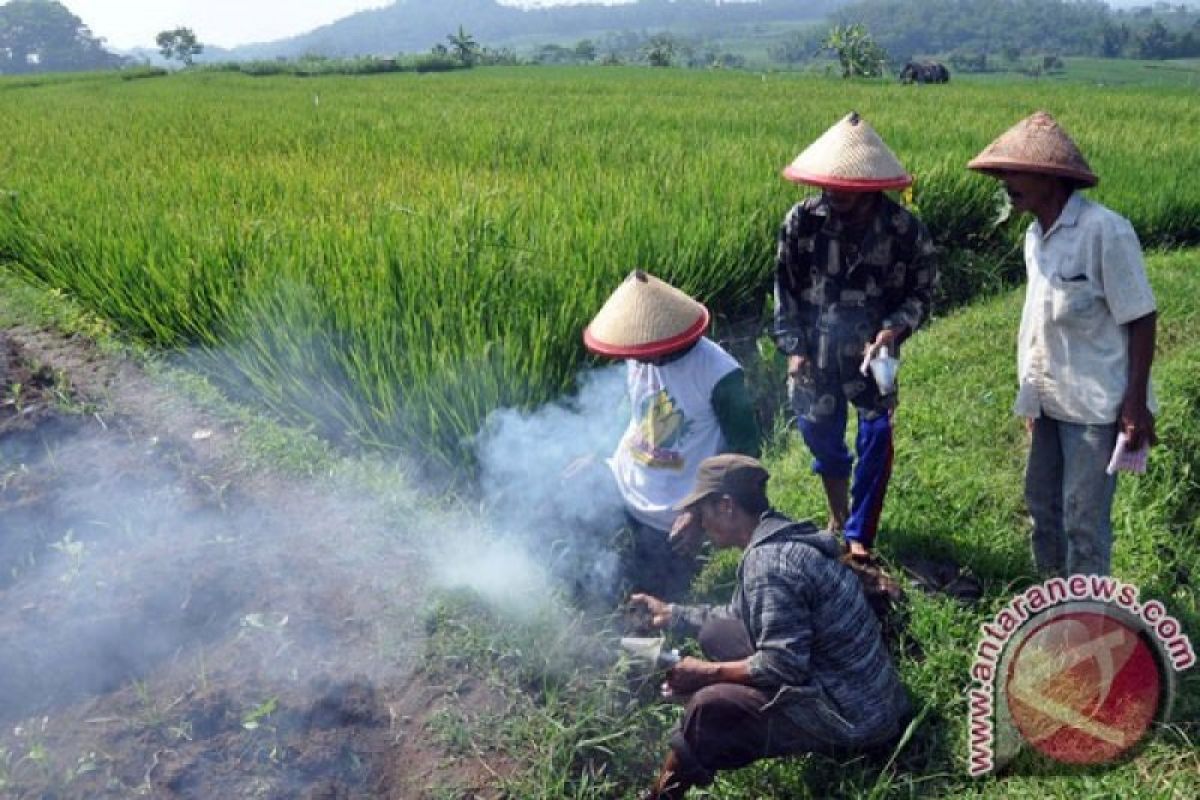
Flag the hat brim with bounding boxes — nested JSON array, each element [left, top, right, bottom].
[[967, 156, 1098, 187], [583, 308, 709, 359], [673, 488, 717, 512], [782, 166, 913, 191]]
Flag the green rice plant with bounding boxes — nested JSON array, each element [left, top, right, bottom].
[[1, 68, 1197, 464]]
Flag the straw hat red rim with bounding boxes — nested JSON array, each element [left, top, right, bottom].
[[781, 166, 913, 191], [583, 310, 709, 359], [781, 111, 913, 192], [583, 270, 711, 359]]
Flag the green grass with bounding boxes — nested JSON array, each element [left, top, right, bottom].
[[953, 56, 1200, 88], [1066, 56, 1200, 88], [421, 249, 1199, 798], [1, 68, 1198, 466]]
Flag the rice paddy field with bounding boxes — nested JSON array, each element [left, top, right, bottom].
[[2, 66, 1199, 464], [1, 65, 1198, 798]]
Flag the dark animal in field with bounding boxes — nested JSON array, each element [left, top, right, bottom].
[[899, 61, 950, 84]]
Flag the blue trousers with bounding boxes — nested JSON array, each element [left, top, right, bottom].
[[798, 406, 894, 548]]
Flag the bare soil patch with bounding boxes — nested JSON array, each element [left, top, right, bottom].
[[0, 329, 509, 798]]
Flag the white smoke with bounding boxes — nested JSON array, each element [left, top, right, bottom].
[[438, 365, 628, 607]]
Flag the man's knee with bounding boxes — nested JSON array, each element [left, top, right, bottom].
[[697, 618, 754, 662]]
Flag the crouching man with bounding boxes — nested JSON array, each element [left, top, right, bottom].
[[630, 454, 910, 799]]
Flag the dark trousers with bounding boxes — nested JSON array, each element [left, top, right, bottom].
[[618, 516, 699, 602], [668, 619, 812, 787]]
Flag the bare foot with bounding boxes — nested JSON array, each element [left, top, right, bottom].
[[848, 540, 871, 559]]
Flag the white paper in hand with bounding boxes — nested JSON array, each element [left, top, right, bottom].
[[1106, 432, 1149, 476]]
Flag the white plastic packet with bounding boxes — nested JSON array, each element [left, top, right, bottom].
[[860, 346, 899, 395], [1106, 432, 1149, 476]]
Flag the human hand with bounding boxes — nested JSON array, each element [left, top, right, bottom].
[[628, 593, 672, 629], [864, 326, 903, 359], [1119, 397, 1157, 451], [669, 510, 704, 556], [787, 354, 808, 379], [665, 657, 721, 694]]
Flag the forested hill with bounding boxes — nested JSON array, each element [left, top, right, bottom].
[[834, 0, 1200, 60], [220, 0, 848, 59]]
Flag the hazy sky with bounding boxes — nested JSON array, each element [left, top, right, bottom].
[[62, 2, 391, 51], [61, 1, 633, 52]]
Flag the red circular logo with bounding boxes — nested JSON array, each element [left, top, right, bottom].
[[1005, 610, 1162, 764]]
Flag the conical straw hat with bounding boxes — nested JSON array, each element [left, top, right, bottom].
[[968, 111, 1097, 187], [584, 271, 709, 359], [782, 111, 912, 191]]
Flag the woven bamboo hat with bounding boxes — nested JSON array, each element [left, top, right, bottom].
[[782, 111, 912, 191], [968, 111, 1097, 187], [584, 271, 709, 359]]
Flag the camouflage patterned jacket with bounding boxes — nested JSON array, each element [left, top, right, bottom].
[[772, 194, 936, 387]]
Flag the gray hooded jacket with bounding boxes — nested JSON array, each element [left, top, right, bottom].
[[671, 511, 909, 746]]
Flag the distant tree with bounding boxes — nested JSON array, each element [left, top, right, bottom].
[[1181, 20, 1200, 57], [835, 0, 1121, 62], [822, 23, 888, 77], [446, 25, 479, 66], [574, 39, 597, 62], [1099, 22, 1131, 57], [1136, 18, 1173, 57], [948, 50, 989, 73], [155, 27, 203, 66], [477, 46, 520, 66], [768, 30, 821, 64], [535, 43, 574, 64], [674, 40, 697, 67], [711, 51, 746, 69], [0, 0, 124, 74], [643, 33, 676, 67]]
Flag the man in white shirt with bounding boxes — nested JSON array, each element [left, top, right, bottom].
[[969, 111, 1157, 577], [584, 271, 761, 599]]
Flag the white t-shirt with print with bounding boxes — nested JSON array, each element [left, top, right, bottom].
[[609, 337, 740, 532]]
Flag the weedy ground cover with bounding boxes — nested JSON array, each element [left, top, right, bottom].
[[1, 67, 1198, 466], [421, 250, 1199, 798]]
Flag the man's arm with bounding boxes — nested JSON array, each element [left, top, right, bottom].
[[711, 369, 761, 458], [772, 207, 809, 357], [874, 218, 937, 355], [1098, 217, 1157, 451], [667, 656, 755, 693], [627, 593, 731, 637], [1122, 311, 1157, 450], [665, 566, 812, 693]]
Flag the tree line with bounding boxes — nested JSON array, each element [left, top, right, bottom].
[[830, 0, 1200, 62]]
